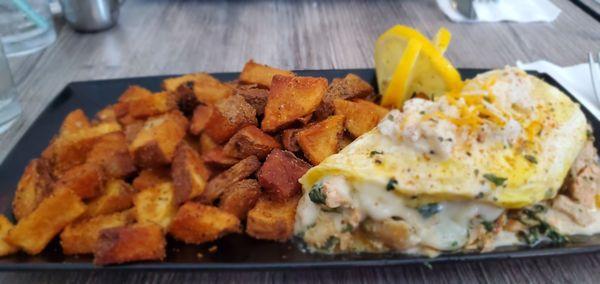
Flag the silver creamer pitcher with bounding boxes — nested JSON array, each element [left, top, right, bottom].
[[60, 0, 123, 32]]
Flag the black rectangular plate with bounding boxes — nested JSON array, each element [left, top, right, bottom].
[[0, 69, 599, 271]]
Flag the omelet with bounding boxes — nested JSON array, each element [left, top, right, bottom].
[[295, 67, 595, 256]]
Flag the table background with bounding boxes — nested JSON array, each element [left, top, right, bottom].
[[1, 0, 600, 282]]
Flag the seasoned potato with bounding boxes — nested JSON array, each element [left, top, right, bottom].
[[239, 60, 295, 88], [202, 147, 240, 169], [199, 133, 219, 154], [95, 105, 118, 123], [200, 156, 261, 204], [257, 149, 310, 201], [129, 111, 189, 167], [189, 105, 213, 135], [223, 125, 281, 160], [0, 215, 18, 256], [132, 167, 171, 191], [246, 195, 300, 241], [60, 109, 91, 135], [86, 131, 136, 178], [94, 223, 166, 265], [314, 73, 375, 120], [133, 182, 177, 229], [6, 188, 86, 255], [297, 115, 345, 165], [235, 84, 268, 116], [83, 179, 137, 218], [261, 76, 327, 132], [203, 95, 257, 143], [118, 85, 153, 102], [192, 73, 234, 105], [60, 210, 134, 255], [123, 120, 145, 143], [162, 74, 203, 92], [281, 128, 301, 152], [124, 91, 177, 120], [218, 179, 261, 220], [12, 159, 53, 221], [55, 162, 105, 200], [168, 202, 240, 244], [333, 99, 388, 137], [171, 142, 210, 204]]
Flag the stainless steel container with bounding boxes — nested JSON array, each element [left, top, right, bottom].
[[60, 0, 123, 32]]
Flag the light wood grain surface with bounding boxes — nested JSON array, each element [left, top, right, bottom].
[[1, 0, 600, 282]]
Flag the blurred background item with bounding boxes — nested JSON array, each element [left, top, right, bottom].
[[438, 0, 561, 23], [59, 0, 122, 33], [0, 43, 21, 134], [0, 0, 56, 57]]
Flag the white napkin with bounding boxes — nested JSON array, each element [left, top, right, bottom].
[[436, 0, 561, 23], [516, 60, 600, 120]]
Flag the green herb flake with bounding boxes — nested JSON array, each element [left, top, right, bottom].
[[451, 241, 458, 247], [309, 183, 326, 205], [481, 221, 494, 232], [386, 178, 398, 191], [524, 155, 538, 164], [369, 150, 383, 157], [341, 224, 354, 233], [483, 173, 507, 186], [417, 203, 442, 218], [391, 216, 402, 221]]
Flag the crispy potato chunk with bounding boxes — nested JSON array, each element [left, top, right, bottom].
[[192, 74, 234, 105], [60, 109, 91, 135], [333, 99, 388, 137], [189, 105, 213, 135], [95, 105, 118, 123], [202, 147, 240, 169], [118, 85, 153, 102], [0, 215, 18, 256], [162, 74, 203, 92], [130, 111, 188, 167], [246, 195, 300, 241], [297, 115, 345, 165], [168, 202, 240, 244], [199, 133, 219, 154], [132, 167, 171, 191], [83, 179, 137, 218], [6, 188, 86, 255], [235, 84, 269, 116], [172, 142, 210, 204], [203, 95, 258, 143], [55, 163, 105, 200], [60, 210, 134, 255], [12, 159, 54, 221], [218, 179, 261, 220], [223, 125, 281, 160], [134, 183, 177, 229], [261, 76, 327, 132], [87, 132, 136, 178], [123, 120, 145, 142], [94, 223, 166, 265], [257, 149, 310, 201], [315, 73, 375, 120], [128, 92, 177, 119], [281, 128, 301, 152], [239, 60, 295, 88], [200, 156, 261, 204]]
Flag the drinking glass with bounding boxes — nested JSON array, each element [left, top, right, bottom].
[[0, 43, 21, 133], [0, 0, 56, 57]]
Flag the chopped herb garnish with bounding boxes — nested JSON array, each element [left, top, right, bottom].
[[309, 183, 326, 205], [369, 150, 383, 157], [391, 216, 402, 221], [322, 236, 340, 251], [386, 178, 398, 191], [451, 241, 458, 247], [417, 203, 442, 218], [481, 221, 494, 232], [341, 224, 354, 233], [475, 192, 484, 199], [524, 155, 538, 164], [532, 204, 547, 213], [483, 173, 507, 186]]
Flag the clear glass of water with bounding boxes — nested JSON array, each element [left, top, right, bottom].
[[0, 43, 21, 133], [0, 0, 56, 57]]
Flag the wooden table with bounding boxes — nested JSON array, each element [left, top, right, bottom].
[[1, 0, 600, 282]]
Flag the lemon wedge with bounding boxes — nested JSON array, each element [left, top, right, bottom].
[[375, 25, 463, 108]]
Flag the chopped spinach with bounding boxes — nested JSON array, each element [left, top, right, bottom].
[[369, 150, 383, 157], [481, 221, 494, 232], [386, 178, 398, 191], [483, 173, 507, 186], [322, 236, 340, 251], [417, 203, 442, 218], [341, 224, 354, 233], [524, 155, 538, 164], [309, 183, 326, 205]]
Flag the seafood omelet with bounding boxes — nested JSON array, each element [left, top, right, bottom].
[[295, 68, 599, 256]]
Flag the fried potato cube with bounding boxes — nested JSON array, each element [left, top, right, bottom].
[[235, 85, 269, 116], [172, 142, 210, 204], [189, 105, 213, 135], [55, 163, 105, 200], [52, 122, 122, 175], [261, 76, 327, 132], [168, 202, 240, 244], [87, 132, 136, 178], [60, 210, 134, 255], [83, 179, 137, 218], [239, 60, 295, 88], [246, 195, 300, 241], [95, 105, 118, 123], [12, 159, 54, 221], [257, 149, 310, 201], [132, 167, 171, 191], [133, 182, 177, 229], [126, 91, 177, 119], [218, 179, 261, 220], [202, 147, 240, 169], [333, 99, 388, 137], [203, 95, 258, 143], [60, 109, 91, 135], [162, 74, 203, 92], [297, 115, 345, 165], [129, 111, 188, 167], [0, 215, 18, 256], [315, 73, 375, 120], [162, 73, 233, 105], [223, 125, 281, 160], [124, 120, 145, 143], [6, 188, 86, 255], [281, 128, 301, 152], [118, 85, 153, 102], [94, 223, 166, 265], [200, 156, 261, 204], [199, 133, 219, 154]]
